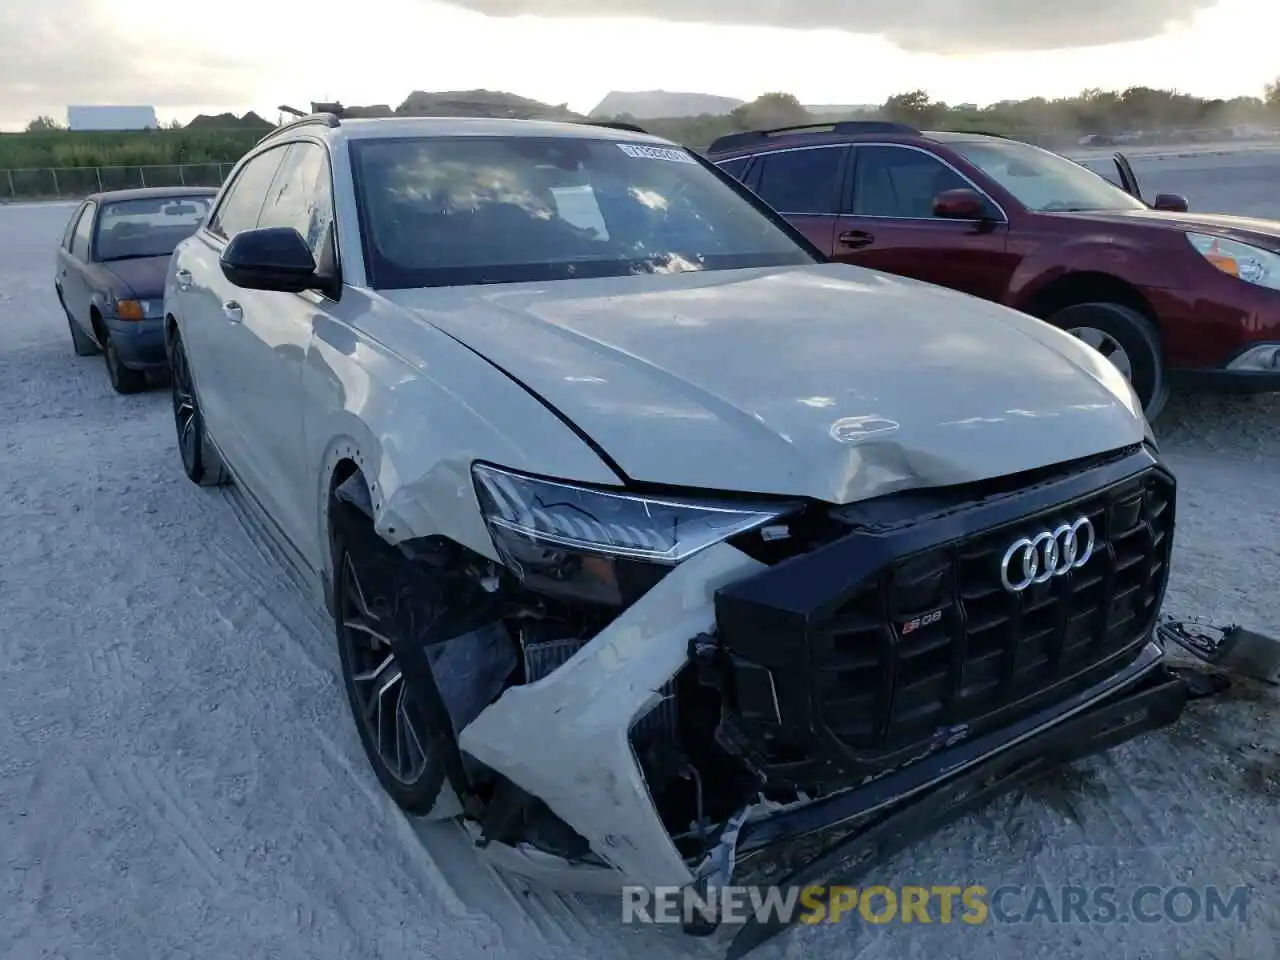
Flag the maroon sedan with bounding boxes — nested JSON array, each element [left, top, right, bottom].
[[708, 122, 1280, 419]]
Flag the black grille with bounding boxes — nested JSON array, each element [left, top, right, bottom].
[[713, 451, 1175, 786], [814, 470, 1173, 750]]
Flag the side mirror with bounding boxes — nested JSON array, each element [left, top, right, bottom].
[[933, 188, 988, 220], [219, 227, 317, 293], [1153, 193, 1189, 213]]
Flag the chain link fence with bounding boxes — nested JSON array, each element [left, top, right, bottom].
[[1, 163, 237, 200]]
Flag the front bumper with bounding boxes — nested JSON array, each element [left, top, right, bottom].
[[725, 652, 1188, 958], [1169, 341, 1280, 393], [104, 315, 167, 370]]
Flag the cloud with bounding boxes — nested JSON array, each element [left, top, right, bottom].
[[438, 0, 1216, 53], [0, 0, 258, 127]]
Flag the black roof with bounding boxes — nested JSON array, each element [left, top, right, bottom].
[[87, 185, 219, 204]]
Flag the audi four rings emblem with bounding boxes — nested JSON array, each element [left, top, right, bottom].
[[999, 517, 1096, 593]]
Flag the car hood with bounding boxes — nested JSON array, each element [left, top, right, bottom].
[[1062, 208, 1280, 247], [383, 263, 1147, 504], [101, 255, 170, 298]]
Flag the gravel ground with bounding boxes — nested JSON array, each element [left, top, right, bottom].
[[2, 152, 1279, 960]]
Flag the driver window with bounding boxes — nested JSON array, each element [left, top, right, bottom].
[[257, 142, 336, 262], [852, 146, 970, 219], [208, 147, 288, 239]]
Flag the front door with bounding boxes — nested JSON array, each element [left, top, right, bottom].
[[220, 140, 338, 559], [746, 144, 848, 256], [833, 144, 1013, 302]]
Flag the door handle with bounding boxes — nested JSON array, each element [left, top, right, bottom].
[[175, 269, 192, 289], [222, 300, 243, 323], [838, 230, 875, 249]]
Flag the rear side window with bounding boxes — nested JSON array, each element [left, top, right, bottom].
[[852, 145, 970, 219], [63, 204, 87, 249], [716, 157, 750, 180], [753, 147, 843, 215], [70, 202, 96, 260], [209, 146, 288, 239]]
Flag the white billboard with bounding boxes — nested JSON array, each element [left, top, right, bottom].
[[66, 105, 160, 131]]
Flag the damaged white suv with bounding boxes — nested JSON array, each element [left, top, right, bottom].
[[164, 113, 1188, 955]]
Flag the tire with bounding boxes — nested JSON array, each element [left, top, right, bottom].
[[168, 327, 229, 486], [1049, 302, 1168, 421], [102, 331, 148, 394], [64, 300, 100, 357], [331, 497, 458, 815]]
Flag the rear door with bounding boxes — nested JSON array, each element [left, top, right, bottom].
[[744, 145, 848, 256], [178, 145, 289, 466], [833, 144, 1014, 302]]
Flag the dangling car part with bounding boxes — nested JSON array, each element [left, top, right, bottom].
[[163, 113, 1194, 958]]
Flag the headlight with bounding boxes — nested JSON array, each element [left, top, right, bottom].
[[114, 298, 161, 320], [472, 463, 796, 605], [1187, 233, 1280, 290]]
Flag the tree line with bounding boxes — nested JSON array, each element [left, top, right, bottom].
[[8, 80, 1280, 171], [621, 82, 1280, 150]]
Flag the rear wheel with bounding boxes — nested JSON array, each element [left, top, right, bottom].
[[169, 327, 228, 486], [63, 297, 100, 357], [102, 331, 147, 394], [1050, 301, 1168, 421]]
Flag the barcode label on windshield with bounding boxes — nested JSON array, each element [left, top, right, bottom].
[[616, 143, 696, 164]]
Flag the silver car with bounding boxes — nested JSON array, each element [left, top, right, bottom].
[[164, 113, 1185, 954]]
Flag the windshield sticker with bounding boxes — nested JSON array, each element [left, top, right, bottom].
[[616, 143, 696, 164]]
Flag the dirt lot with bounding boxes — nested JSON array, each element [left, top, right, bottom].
[[2, 151, 1278, 960]]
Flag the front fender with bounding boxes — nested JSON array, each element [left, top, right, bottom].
[[1008, 233, 1192, 310], [303, 294, 624, 599]]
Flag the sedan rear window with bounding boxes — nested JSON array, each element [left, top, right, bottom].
[[349, 135, 814, 289], [95, 195, 213, 262]]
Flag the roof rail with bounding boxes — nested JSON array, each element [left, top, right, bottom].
[[257, 112, 341, 145], [579, 119, 650, 135], [706, 120, 919, 155]]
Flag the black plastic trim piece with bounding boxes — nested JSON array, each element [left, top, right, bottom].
[[723, 660, 1189, 959]]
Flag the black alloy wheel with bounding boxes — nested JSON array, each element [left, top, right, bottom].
[[169, 329, 227, 486], [338, 552, 431, 786]]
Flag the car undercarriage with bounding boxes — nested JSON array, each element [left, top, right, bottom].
[[327, 438, 1187, 954]]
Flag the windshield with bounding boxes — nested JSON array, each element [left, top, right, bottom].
[[951, 140, 1147, 213], [349, 135, 814, 289], [94, 195, 212, 261]]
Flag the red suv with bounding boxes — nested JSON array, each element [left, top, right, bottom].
[[708, 121, 1280, 419]]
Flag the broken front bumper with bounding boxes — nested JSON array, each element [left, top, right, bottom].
[[723, 649, 1188, 958]]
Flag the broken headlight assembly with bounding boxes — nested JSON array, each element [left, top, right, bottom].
[[472, 463, 795, 605]]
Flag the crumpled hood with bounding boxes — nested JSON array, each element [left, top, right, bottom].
[[384, 263, 1146, 504], [102, 255, 170, 298], [1066, 209, 1280, 249]]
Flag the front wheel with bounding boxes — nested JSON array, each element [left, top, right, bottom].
[[332, 498, 459, 815], [1051, 302, 1168, 421], [102, 332, 147, 394]]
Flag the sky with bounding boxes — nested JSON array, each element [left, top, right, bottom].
[[1, 0, 1277, 130]]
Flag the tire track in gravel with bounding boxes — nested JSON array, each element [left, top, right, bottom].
[[82, 756, 235, 895]]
